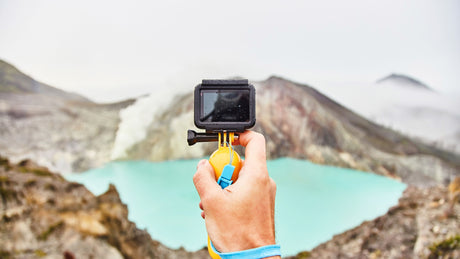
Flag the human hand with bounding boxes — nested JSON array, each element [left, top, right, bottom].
[[193, 131, 278, 257]]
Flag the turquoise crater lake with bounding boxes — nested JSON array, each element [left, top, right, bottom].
[[66, 158, 406, 256]]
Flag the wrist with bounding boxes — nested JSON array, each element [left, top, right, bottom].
[[214, 232, 276, 252], [209, 241, 281, 259]]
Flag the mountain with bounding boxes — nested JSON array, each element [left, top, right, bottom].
[[1, 59, 458, 186], [0, 59, 134, 174], [0, 157, 207, 258], [376, 73, 433, 91], [316, 75, 460, 154], [0, 59, 90, 102], [120, 76, 460, 187]]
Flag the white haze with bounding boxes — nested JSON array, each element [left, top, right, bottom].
[[0, 0, 459, 102], [315, 80, 460, 153], [110, 86, 185, 159]]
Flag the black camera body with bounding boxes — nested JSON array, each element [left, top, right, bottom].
[[187, 79, 256, 146], [194, 79, 256, 133]]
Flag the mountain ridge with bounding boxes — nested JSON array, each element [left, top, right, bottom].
[[0, 59, 91, 102], [377, 73, 433, 91]]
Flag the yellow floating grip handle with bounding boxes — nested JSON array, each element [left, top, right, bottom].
[[209, 147, 241, 183], [206, 132, 242, 258], [208, 236, 221, 259]]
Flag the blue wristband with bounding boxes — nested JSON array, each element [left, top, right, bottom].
[[210, 240, 281, 259]]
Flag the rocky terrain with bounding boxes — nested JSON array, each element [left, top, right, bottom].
[[0, 156, 208, 258], [288, 181, 460, 259], [2, 154, 457, 259], [0, 59, 134, 174], [125, 77, 460, 187]]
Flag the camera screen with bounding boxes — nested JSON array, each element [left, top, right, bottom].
[[200, 89, 250, 123]]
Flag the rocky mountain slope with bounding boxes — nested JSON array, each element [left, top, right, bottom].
[[287, 182, 460, 259], [0, 59, 134, 174], [0, 156, 208, 258], [124, 76, 460, 187]]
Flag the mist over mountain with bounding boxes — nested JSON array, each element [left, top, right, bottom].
[[316, 74, 460, 154]]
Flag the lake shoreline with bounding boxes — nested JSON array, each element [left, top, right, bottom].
[[68, 158, 407, 256]]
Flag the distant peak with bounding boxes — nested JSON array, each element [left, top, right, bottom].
[[377, 73, 433, 91], [266, 75, 286, 82]]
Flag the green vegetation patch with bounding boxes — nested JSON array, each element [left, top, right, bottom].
[[429, 235, 460, 258], [0, 250, 11, 258], [34, 250, 47, 257], [0, 157, 9, 167], [38, 221, 64, 241], [30, 168, 53, 177], [18, 167, 53, 177], [44, 183, 56, 191], [0, 185, 16, 201], [295, 251, 311, 258], [0, 175, 9, 183], [25, 179, 37, 187]]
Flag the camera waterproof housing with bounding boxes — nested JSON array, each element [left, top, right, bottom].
[[194, 79, 255, 133], [187, 79, 256, 146]]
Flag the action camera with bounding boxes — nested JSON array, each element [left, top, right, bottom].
[[194, 79, 256, 133], [187, 79, 256, 146]]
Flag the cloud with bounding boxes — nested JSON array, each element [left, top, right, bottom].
[[1, 0, 459, 102]]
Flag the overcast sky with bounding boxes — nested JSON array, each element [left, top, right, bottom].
[[1, 0, 459, 102]]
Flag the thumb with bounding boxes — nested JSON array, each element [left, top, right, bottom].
[[193, 160, 220, 200]]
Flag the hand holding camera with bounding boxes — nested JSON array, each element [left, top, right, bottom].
[[188, 79, 280, 258], [193, 131, 279, 257]]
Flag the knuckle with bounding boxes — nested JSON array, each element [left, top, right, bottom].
[[255, 173, 271, 187], [253, 169, 268, 182], [253, 132, 266, 144], [192, 172, 200, 185]]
